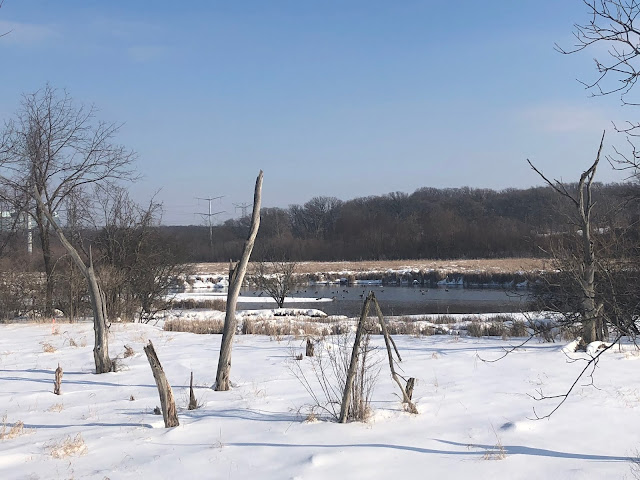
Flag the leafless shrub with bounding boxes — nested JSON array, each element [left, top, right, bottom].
[[467, 321, 484, 337], [294, 353, 303, 361], [41, 342, 57, 353], [123, 345, 134, 358], [531, 320, 556, 343], [163, 318, 225, 334], [290, 331, 381, 422], [509, 320, 528, 337], [485, 322, 507, 337]]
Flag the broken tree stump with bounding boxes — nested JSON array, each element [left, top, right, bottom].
[[143, 340, 179, 427], [305, 338, 314, 357], [406, 377, 415, 401], [54, 364, 63, 395], [188, 371, 198, 410]]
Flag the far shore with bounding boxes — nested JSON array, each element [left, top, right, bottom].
[[193, 258, 548, 275]]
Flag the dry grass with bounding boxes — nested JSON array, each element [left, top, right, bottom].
[[48, 433, 88, 458], [48, 403, 64, 413], [41, 342, 57, 353], [170, 298, 226, 311], [0, 415, 27, 440], [123, 345, 135, 358], [164, 318, 224, 334], [483, 427, 507, 460], [193, 258, 546, 275]]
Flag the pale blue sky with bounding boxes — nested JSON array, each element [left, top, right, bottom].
[[0, 1, 632, 224]]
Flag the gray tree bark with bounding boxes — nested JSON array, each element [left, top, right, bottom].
[[338, 292, 371, 423], [527, 132, 606, 345], [143, 340, 179, 428], [34, 187, 112, 373], [53, 363, 63, 395], [339, 291, 418, 423], [215, 171, 263, 391]]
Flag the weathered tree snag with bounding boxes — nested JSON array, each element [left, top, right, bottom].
[[215, 171, 263, 391], [188, 371, 197, 410], [305, 338, 314, 357], [405, 377, 415, 401], [54, 364, 63, 395], [527, 132, 606, 344], [371, 294, 418, 413], [143, 340, 179, 428], [339, 292, 372, 423], [34, 187, 112, 373]]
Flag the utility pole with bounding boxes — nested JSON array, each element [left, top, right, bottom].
[[196, 195, 225, 259], [234, 202, 252, 218]]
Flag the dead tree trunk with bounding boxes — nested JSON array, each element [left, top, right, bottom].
[[406, 377, 415, 401], [372, 295, 418, 413], [215, 171, 263, 391], [34, 187, 112, 373], [188, 371, 197, 410], [528, 132, 606, 345], [305, 338, 314, 357], [339, 292, 371, 423], [143, 340, 179, 428], [53, 364, 63, 395]]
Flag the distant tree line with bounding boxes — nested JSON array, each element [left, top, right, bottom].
[[163, 182, 640, 262]]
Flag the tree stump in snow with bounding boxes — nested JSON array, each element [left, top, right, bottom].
[[143, 340, 179, 427], [406, 377, 415, 401], [305, 338, 314, 357], [188, 371, 198, 410], [54, 364, 63, 395]]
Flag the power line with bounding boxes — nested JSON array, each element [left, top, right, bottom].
[[195, 195, 225, 257], [233, 202, 252, 218]]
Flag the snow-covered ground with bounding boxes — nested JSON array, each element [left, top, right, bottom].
[[0, 322, 639, 479]]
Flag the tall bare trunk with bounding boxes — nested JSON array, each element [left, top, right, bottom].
[[144, 340, 179, 428], [34, 187, 112, 373], [35, 204, 54, 317], [214, 171, 263, 391]]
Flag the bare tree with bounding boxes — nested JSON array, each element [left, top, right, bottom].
[[0, 84, 136, 317], [215, 171, 263, 391], [527, 132, 607, 344], [251, 259, 298, 308], [0, 85, 136, 373], [92, 186, 188, 323], [557, 1, 640, 106]]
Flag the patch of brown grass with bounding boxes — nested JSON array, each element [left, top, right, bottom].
[[48, 433, 88, 458], [164, 318, 224, 334], [41, 342, 57, 353], [48, 403, 64, 413], [193, 258, 546, 275], [0, 416, 27, 440]]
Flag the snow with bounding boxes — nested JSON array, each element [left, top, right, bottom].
[[0, 322, 638, 479]]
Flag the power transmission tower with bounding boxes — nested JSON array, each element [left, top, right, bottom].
[[196, 195, 225, 259], [234, 202, 252, 218]]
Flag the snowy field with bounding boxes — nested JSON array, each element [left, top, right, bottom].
[[0, 322, 639, 479]]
